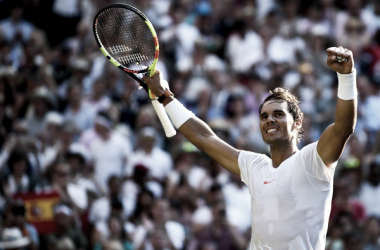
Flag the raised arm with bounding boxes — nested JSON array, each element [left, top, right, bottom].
[[143, 72, 240, 175], [317, 47, 357, 167]]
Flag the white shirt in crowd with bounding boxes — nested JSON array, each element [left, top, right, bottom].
[[359, 181, 380, 218], [0, 18, 34, 42], [160, 22, 200, 61], [238, 142, 336, 250], [226, 30, 264, 74], [267, 35, 306, 65], [64, 103, 97, 132], [125, 147, 172, 181], [90, 133, 132, 190], [67, 182, 88, 210], [134, 221, 186, 250], [88, 196, 133, 224]]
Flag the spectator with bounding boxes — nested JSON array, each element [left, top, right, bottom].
[[0, 227, 31, 250], [359, 159, 380, 218], [44, 203, 87, 250], [331, 175, 366, 225], [26, 86, 53, 137], [226, 20, 265, 74], [267, 22, 306, 65], [51, 161, 88, 211], [0, 1, 35, 44], [337, 16, 371, 57], [1, 148, 35, 198], [41, 121, 79, 172], [4, 200, 39, 250], [224, 93, 263, 150], [83, 78, 111, 113], [87, 111, 131, 191], [64, 84, 96, 132], [89, 175, 132, 228], [125, 127, 172, 186], [65, 144, 103, 198], [92, 215, 133, 250], [190, 194, 247, 250], [160, 4, 201, 62], [135, 199, 186, 250], [363, 216, 380, 250], [167, 140, 210, 195]]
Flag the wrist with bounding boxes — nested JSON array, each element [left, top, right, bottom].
[[337, 69, 357, 100], [164, 99, 194, 129], [158, 89, 174, 104], [163, 95, 175, 106]]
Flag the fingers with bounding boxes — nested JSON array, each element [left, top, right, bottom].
[[326, 46, 352, 63], [142, 69, 161, 83]]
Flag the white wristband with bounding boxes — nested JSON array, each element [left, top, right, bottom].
[[337, 69, 357, 100], [165, 99, 195, 129]]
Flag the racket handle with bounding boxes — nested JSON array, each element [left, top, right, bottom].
[[151, 99, 176, 138]]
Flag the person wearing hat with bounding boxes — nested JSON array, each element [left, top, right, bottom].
[[3, 200, 39, 250], [26, 86, 53, 137], [0, 227, 30, 250]]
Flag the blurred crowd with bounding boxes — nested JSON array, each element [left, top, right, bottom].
[[0, 0, 379, 249]]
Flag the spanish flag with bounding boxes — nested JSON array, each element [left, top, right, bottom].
[[13, 191, 60, 235]]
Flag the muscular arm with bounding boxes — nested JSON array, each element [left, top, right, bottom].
[[180, 116, 240, 174], [163, 96, 240, 174], [317, 47, 357, 167], [317, 98, 357, 167], [143, 71, 241, 175]]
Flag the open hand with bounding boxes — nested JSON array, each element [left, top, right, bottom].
[[326, 46, 354, 74]]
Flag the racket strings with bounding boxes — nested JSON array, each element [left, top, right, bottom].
[[96, 7, 155, 72]]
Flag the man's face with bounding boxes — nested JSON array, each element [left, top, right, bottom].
[[152, 200, 169, 221], [54, 163, 71, 187], [259, 101, 299, 145], [108, 178, 121, 195]]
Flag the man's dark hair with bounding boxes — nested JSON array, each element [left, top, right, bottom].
[[259, 87, 304, 144], [7, 148, 29, 173]]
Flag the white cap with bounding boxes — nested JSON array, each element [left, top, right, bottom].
[[54, 204, 73, 216], [0, 227, 30, 249], [45, 112, 64, 125]]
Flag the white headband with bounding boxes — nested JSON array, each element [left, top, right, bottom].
[[95, 116, 112, 130]]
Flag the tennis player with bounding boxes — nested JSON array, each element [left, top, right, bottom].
[[143, 46, 357, 249]]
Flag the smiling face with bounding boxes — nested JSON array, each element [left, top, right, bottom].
[[259, 101, 300, 146]]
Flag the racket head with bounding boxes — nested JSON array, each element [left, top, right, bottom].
[[93, 4, 159, 75]]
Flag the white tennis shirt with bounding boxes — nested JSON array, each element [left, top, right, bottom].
[[238, 142, 336, 250]]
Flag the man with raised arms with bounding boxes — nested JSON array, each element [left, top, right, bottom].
[[143, 46, 357, 250]]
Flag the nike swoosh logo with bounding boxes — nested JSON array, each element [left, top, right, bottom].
[[264, 179, 275, 184]]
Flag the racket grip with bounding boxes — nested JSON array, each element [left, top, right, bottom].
[[151, 99, 176, 138]]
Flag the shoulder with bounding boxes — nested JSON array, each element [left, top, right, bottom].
[[238, 150, 271, 168], [152, 147, 171, 157], [165, 221, 185, 235], [294, 141, 324, 165], [246, 30, 262, 40], [238, 150, 271, 186], [91, 197, 108, 207], [299, 141, 319, 156]]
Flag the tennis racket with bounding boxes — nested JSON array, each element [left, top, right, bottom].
[[93, 4, 176, 138]]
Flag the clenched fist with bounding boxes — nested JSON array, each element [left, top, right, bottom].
[[326, 46, 354, 74]]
